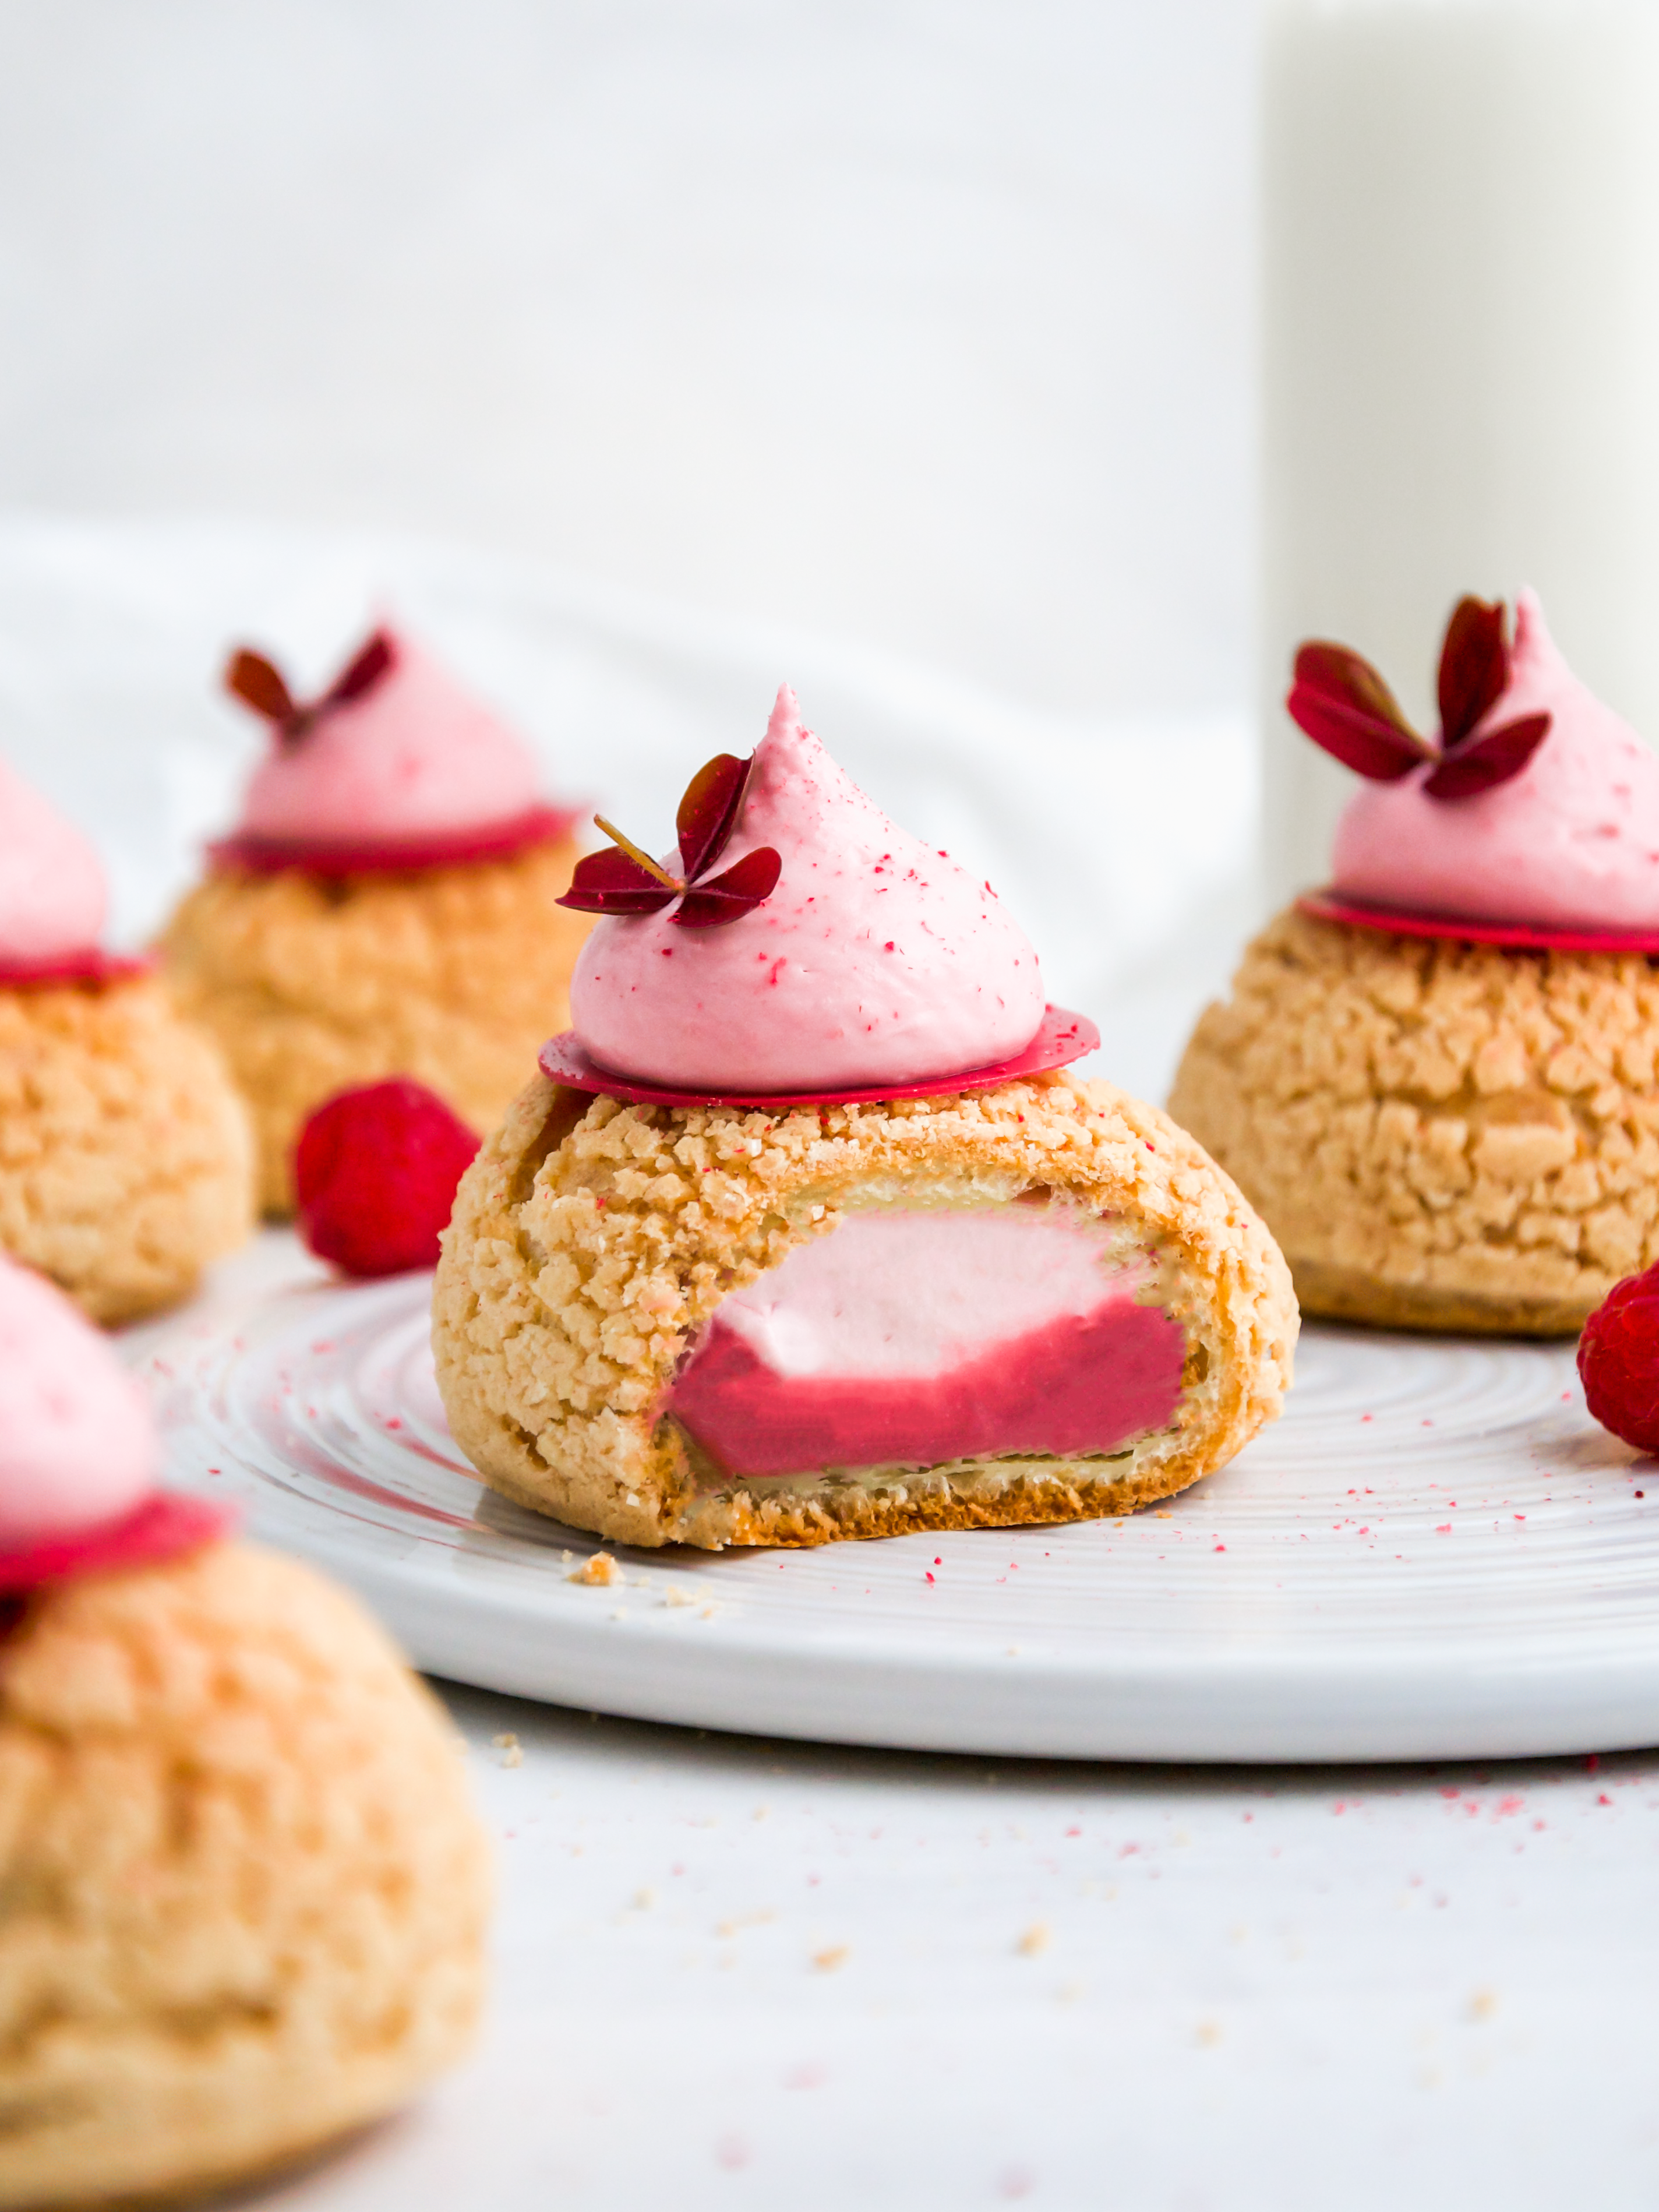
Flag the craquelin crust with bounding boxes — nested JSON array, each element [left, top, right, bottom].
[[0, 1542, 489, 2210], [159, 833, 592, 1215], [432, 1068, 1297, 1549], [0, 975, 254, 1325], [1168, 905, 1659, 1335]]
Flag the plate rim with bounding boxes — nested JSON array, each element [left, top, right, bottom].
[[135, 1257, 1659, 1765]]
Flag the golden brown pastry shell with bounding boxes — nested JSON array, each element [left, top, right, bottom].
[[0, 972, 253, 1325], [159, 831, 592, 1216], [432, 1067, 1297, 1550], [1168, 905, 1659, 1335], [0, 1543, 489, 2210]]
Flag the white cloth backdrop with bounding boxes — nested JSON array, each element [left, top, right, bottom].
[[0, 516, 1255, 1104]]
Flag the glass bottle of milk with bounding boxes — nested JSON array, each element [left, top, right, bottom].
[[1263, 0, 1659, 904]]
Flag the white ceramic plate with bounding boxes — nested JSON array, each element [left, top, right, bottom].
[[136, 1235, 1659, 1764]]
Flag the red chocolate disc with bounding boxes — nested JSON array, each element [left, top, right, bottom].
[[208, 802, 582, 879], [0, 949, 156, 990], [538, 1003, 1101, 1111], [1298, 889, 1659, 958], [0, 1490, 235, 1596]]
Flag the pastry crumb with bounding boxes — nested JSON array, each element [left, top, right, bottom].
[[1196, 2019, 1223, 2047], [717, 1908, 776, 1937], [570, 1551, 620, 1587], [1016, 1922, 1051, 1957], [490, 1731, 523, 1768], [663, 1585, 698, 1608], [811, 1944, 850, 1973]]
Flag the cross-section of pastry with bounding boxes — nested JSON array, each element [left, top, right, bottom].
[[433, 685, 1296, 1549], [160, 623, 592, 1215], [0, 756, 252, 1323], [0, 1254, 489, 2211], [1170, 588, 1659, 1334]]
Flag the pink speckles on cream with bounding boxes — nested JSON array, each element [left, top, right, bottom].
[[1332, 591, 1659, 931], [570, 686, 1045, 1089]]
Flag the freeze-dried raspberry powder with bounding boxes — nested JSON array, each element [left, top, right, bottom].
[[1578, 1264, 1659, 1455], [295, 1079, 480, 1278]]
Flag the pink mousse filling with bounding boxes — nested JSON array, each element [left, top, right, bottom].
[[668, 1206, 1185, 1481]]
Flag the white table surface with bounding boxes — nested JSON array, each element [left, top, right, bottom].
[[256, 1688, 1659, 2212], [122, 1233, 1659, 2210]]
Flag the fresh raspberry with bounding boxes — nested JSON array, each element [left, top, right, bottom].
[[1577, 1263, 1659, 1455], [295, 1080, 480, 1279]]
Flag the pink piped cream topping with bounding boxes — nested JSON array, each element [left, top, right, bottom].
[[668, 1206, 1185, 1479], [1328, 590, 1659, 933], [0, 757, 107, 969], [0, 1257, 156, 1547], [232, 626, 543, 852], [569, 686, 1046, 1091]]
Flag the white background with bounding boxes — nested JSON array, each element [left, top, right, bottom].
[[0, 0, 1254, 726]]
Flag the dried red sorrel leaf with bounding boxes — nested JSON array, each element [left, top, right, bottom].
[[324, 629, 394, 710], [675, 845, 783, 927], [1437, 597, 1508, 749], [1294, 643, 1422, 746], [1287, 642, 1432, 780], [563, 844, 684, 914], [677, 753, 753, 883], [225, 647, 296, 725], [1286, 681, 1428, 780], [557, 751, 781, 927], [1289, 595, 1555, 803], [222, 627, 398, 745], [1422, 712, 1552, 799]]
